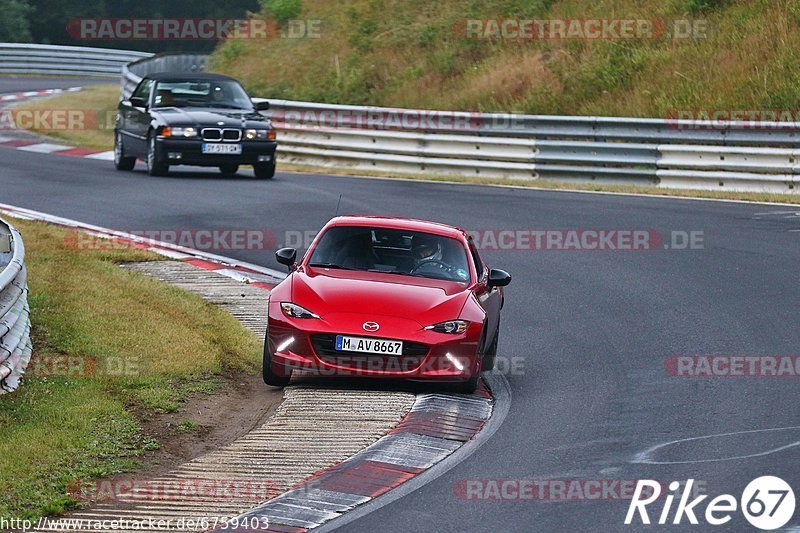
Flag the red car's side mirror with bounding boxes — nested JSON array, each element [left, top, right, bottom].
[[276, 247, 297, 269], [487, 269, 511, 288]]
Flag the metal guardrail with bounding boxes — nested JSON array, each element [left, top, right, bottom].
[[0, 43, 151, 77], [265, 102, 800, 193], [0, 217, 31, 394]]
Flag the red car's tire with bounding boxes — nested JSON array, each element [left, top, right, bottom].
[[453, 376, 479, 394], [482, 322, 499, 371]]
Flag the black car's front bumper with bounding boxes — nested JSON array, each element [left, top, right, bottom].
[[154, 137, 277, 166]]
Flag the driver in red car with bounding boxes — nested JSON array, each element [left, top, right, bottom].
[[411, 234, 469, 281], [411, 234, 443, 266]]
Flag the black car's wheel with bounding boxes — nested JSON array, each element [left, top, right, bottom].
[[253, 159, 276, 179], [219, 164, 239, 177], [113, 132, 136, 171], [262, 335, 291, 387], [146, 132, 169, 177], [482, 321, 499, 371]]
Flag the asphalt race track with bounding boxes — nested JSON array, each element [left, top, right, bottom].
[[2, 79, 799, 532]]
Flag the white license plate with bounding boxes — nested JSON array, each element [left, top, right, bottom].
[[202, 143, 242, 154], [335, 335, 403, 355]]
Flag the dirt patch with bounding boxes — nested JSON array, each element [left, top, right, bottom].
[[125, 371, 282, 478]]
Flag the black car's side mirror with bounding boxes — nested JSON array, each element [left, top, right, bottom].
[[487, 269, 512, 288], [129, 96, 148, 108], [253, 99, 270, 111], [276, 247, 297, 269]]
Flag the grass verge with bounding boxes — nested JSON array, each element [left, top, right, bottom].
[[213, 0, 800, 118], [15, 85, 800, 205], [14, 85, 118, 151], [0, 217, 261, 521]]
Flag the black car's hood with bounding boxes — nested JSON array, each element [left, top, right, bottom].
[[154, 107, 271, 128]]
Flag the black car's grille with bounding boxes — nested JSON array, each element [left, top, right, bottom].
[[310, 334, 429, 371], [201, 128, 242, 142], [223, 129, 241, 141]]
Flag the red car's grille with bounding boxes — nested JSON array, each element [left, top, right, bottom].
[[310, 334, 429, 371]]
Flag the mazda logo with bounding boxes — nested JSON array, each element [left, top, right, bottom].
[[362, 321, 380, 332]]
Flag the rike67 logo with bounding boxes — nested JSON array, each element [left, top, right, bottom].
[[625, 477, 795, 530]]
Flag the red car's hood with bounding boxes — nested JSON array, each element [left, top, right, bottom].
[[291, 268, 470, 326]]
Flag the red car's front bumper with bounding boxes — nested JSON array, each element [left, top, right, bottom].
[[267, 307, 483, 382]]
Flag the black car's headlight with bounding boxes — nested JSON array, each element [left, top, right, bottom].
[[424, 320, 470, 334], [161, 126, 197, 138], [245, 129, 275, 140], [281, 302, 320, 319]]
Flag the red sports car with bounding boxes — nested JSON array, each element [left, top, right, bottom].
[[263, 216, 511, 393]]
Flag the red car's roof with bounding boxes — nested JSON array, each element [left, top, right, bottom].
[[328, 216, 468, 239]]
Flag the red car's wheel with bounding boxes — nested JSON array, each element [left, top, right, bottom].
[[454, 376, 479, 394], [482, 320, 499, 371]]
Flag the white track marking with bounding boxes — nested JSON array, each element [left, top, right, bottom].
[[84, 150, 115, 160], [632, 426, 800, 465], [17, 143, 72, 154]]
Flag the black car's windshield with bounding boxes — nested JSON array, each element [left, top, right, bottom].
[[308, 226, 471, 283], [153, 80, 253, 110]]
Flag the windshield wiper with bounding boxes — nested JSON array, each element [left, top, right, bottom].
[[308, 262, 357, 270], [206, 103, 246, 109], [367, 269, 459, 281], [409, 272, 460, 281]]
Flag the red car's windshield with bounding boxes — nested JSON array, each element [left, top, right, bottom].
[[307, 225, 471, 283]]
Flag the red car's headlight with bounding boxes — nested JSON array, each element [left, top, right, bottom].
[[424, 320, 470, 334], [281, 302, 320, 319]]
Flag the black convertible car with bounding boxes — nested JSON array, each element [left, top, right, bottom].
[[114, 72, 277, 178]]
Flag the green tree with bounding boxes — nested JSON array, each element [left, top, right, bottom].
[[27, 0, 260, 52], [0, 0, 32, 42]]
